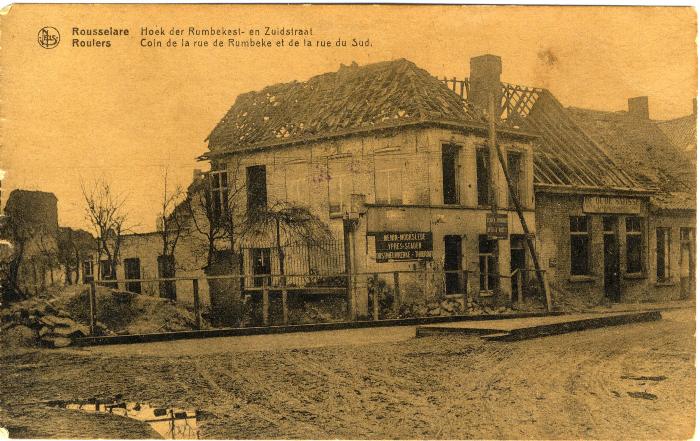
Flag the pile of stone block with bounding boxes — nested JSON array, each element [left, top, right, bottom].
[[398, 298, 516, 318], [1, 296, 107, 348]]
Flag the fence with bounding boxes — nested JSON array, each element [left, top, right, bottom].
[[81, 266, 551, 337], [240, 238, 346, 289]]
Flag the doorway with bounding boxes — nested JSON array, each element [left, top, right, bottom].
[[444, 235, 462, 294], [123, 258, 142, 294], [603, 216, 620, 302], [510, 235, 527, 301]]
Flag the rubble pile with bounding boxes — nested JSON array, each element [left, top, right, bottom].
[[398, 297, 517, 318], [0, 295, 113, 349]]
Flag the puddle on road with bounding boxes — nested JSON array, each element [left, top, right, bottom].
[[47, 398, 198, 439]]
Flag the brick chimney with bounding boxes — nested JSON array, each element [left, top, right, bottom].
[[469, 54, 502, 113], [628, 96, 649, 119]]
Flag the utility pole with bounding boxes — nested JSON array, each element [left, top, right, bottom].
[[487, 91, 500, 294]]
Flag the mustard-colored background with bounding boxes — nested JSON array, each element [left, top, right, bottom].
[[1, 5, 696, 232]]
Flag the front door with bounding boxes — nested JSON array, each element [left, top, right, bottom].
[[603, 233, 621, 302], [444, 235, 462, 294]]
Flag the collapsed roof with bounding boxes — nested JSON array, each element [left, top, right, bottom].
[[205, 59, 527, 156]]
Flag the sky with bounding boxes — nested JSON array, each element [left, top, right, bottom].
[[0, 5, 696, 233]]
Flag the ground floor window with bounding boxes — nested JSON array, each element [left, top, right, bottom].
[[625, 217, 643, 274], [478, 235, 498, 292], [570, 216, 590, 276], [656, 228, 671, 282]]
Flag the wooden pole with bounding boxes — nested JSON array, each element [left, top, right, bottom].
[[493, 131, 549, 310], [88, 278, 97, 336], [393, 271, 400, 316], [372, 273, 379, 321], [192, 279, 201, 330], [487, 91, 501, 294], [262, 278, 270, 326], [343, 219, 355, 321]]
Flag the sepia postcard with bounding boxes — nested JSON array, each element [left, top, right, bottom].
[[0, 4, 696, 440]]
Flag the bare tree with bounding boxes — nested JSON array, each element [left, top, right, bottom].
[[157, 169, 186, 299], [81, 179, 128, 286], [57, 227, 94, 285], [186, 159, 247, 267]]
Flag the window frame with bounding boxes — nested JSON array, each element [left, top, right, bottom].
[[210, 162, 229, 222], [374, 154, 404, 205], [656, 227, 672, 282], [285, 161, 309, 205], [246, 164, 268, 213], [569, 215, 591, 276], [625, 216, 644, 275], [476, 146, 491, 207], [441, 144, 461, 205], [506, 150, 523, 208], [478, 235, 499, 293], [328, 158, 352, 216]]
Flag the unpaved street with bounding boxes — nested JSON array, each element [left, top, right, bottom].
[[1, 309, 695, 439]]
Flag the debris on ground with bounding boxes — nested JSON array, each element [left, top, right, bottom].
[[1, 284, 208, 348], [396, 297, 520, 318], [0, 294, 92, 348]]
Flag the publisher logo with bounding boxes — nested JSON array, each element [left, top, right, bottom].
[[38, 27, 60, 49]]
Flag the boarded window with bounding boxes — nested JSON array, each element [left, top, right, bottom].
[[625, 217, 643, 274], [285, 162, 308, 205], [476, 147, 491, 206], [442, 145, 459, 205], [375, 156, 403, 205], [570, 216, 590, 276], [246, 165, 267, 213], [656, 227, 671, 282], [328, 159, 352, 215], [506, 151, 522, 207]]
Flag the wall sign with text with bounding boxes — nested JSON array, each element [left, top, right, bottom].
[[371, 232, 433, 262]]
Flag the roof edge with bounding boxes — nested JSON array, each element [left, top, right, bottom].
[[200, 119, 539, 160]]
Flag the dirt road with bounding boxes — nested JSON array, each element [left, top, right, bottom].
[[1, 309, 694, 439]]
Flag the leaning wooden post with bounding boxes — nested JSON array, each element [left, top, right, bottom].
[[372, 273, 379, 321], [192, 279, 201, 330], [393, 272, 401, 315], [262, 278, 270, 326], [88, 278, 97, 336]]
